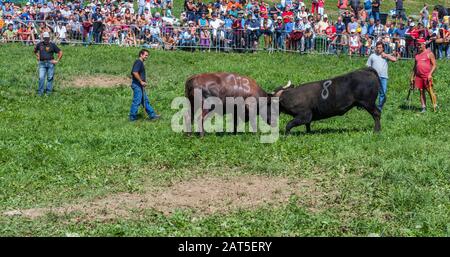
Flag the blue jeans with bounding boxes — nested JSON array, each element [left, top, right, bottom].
[[129, 83, 156, 120], [370, 11, 380, 21], [378, 77, 388, 111], [38, 61, 55, 95], [138, 5, 145, 16], [438, 44, 450, 59]]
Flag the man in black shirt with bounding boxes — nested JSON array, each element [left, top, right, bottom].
[[371, 0, 380, 21], [129, 49, 160, 121], [33, 31, 63, 96], [395, 0, 407, 22]]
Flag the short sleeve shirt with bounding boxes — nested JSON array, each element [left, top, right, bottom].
[[131, 59, 146, 85], [34, 42, 61, 61]]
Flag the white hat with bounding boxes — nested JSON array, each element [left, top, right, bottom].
[[410, 22, 415, 26], [42, 32, 50, 38], [323, 14, 328, 18], [351, 29, 356, 33]]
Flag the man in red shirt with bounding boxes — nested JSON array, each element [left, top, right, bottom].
[[410, 38, 437, 112]]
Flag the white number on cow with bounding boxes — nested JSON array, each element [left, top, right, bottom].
[[321, 80, 332, 100]]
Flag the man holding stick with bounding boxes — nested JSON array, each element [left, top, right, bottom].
[[129, 49, 160, 121], [411, 38, 437, 113]]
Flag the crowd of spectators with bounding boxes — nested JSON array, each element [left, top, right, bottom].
[[0, 0, 449, 58]]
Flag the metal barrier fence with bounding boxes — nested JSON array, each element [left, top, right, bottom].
[[1, 20, 450, 59]]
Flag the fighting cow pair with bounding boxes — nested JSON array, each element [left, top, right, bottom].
[[185, 68, 382, 135]]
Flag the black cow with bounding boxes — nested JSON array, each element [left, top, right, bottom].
[[272, 67, 381, 134]]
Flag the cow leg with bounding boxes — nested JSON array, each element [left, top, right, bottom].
[[185, 101, 195, 137], [285, 112, 312, 135], [199, 109, 210, 137], [362, 104, 381, 132], [306, 123, 311, 133]]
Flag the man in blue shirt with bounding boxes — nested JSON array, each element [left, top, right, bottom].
[[335, 16, 346, 34], [129, 49, 160, 121], [396, 22, 407, 38]]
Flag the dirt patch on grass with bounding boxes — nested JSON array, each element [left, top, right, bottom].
[[2, 175, 320, 221], [65, 75, 130, 88]]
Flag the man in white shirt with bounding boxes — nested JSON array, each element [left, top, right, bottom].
[[55, 23, 67, 43], [209, 13, 225, 41]]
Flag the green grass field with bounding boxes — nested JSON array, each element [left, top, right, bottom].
[[1, 43, 450, 236]]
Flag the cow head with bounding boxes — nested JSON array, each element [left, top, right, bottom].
[[268, 80, 293, 98]]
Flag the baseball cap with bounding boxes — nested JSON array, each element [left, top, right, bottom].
[[42, 32, 50, 38]]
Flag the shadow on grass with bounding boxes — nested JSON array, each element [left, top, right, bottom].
[[285, 127, 367, 136], [399, 104, 422, 112]]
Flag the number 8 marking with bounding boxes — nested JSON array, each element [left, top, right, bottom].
[[321, 80, 332, 100]]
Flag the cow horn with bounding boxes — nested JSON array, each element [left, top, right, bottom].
[[283, 80, 291, 89]]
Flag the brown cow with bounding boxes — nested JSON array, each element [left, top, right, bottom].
[[184, 72, 275, 135]]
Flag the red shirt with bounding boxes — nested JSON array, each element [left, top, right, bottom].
[[325, 25, 336, 40], [408, 28, 420, 39], [282, 11, 293, 23], [415, 49, 432, 78]]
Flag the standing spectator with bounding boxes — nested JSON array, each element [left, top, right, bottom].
[[260, 1, 269, 19], [282, 6, 294, 24], [436, 25, 450, 59], [33, 31, 63, 96], [311, 0, 318, 15], [363, 0, 372, 20], [262, 15, 274, 50], [342, 9, 353, 27], [335, 16, 346, 34], [395, 0, 407, 23], [371, 0, 380, 22], [138, 0, 146, 16], [274, 16, 285, 49], [348, 29, 360, 56], [411, 38, 437, 112], [129, 49, 160, 121], [199, 27, 211, 51], [92, 14, 104, 44], [358, 7, 367, 23], [198, 12, 209, 27], [337, 0, 348, 16], [81, 17, 93, 46], [347, 16, 359, 33], [54, 21, 68, 44], [317, 0, 325, 17], [396, 22, 407, 38], [420, 4, 429, 28], [366, 41, 397, 111], [210, 12, 224, 48], [431, 7, 439, 24], [349, 0, 360, 19], [372, 18, 384, 38]]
